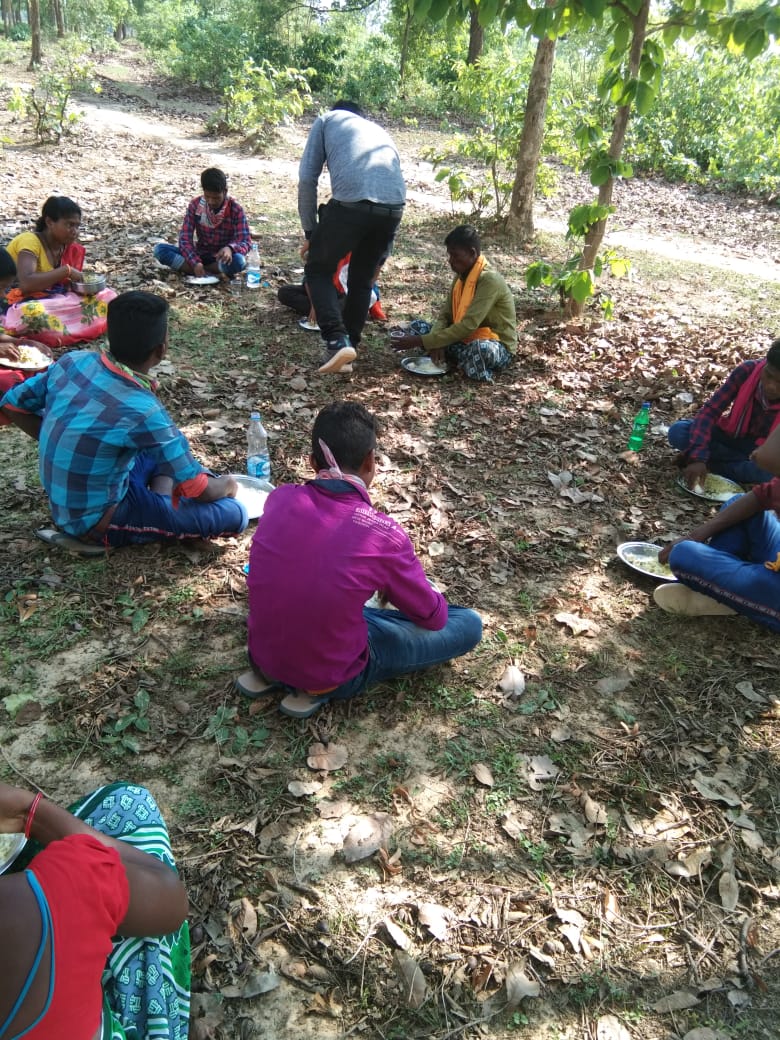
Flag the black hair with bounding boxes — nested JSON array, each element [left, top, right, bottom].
[[0, 247, 16, 279], [444, 224, 481, 253], [201, 168, 228, 193], [312, 401, 378, 473], [332, 100, 364, 117], [107, 291, 169, 367], [34, 196, 82, 233], [766, 339, 780, 370]]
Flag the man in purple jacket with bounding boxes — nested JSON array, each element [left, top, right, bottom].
[[238, 401, 482, 717]]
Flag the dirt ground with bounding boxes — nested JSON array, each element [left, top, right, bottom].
[[1, 40, 779, 1040]]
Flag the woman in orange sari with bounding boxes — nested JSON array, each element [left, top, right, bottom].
[[3, 196, 115, 349]]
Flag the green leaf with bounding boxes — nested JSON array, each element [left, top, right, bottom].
[[134, 717, 150, 733], [743, 29, 767, 61], [134, 688, 150, 713], [131, 607, 150, 634], [2, 692, 35, 718], [569, 270, 594, 303], [590, 163, 611, 186], [121, 736, 140, 754], [580, 0, 604, 19], [634, 79, 655, 115]]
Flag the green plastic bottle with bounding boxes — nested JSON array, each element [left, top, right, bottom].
[[627, 402, 651, 451]]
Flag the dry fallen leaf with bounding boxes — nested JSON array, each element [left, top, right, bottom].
[[597, 1013, 632, 1040], [603, 889, 619, 924], [651, 990, 700, 1013], [472, 762, 495, 787], [581, 792, 608, 825], [418, 902, 450, 941], [692, 773, 742, 806], [307, 742, 348, 772], [343, 812, 393, 863], [288, 780, 322, 797], [527, 754, 560, 790], [504, 963, 541, 1006], [555, 611, 600, 637], [393, 950, 428, 1008], [383, 917, 411, 950], [498, 661, 526, 696], [221, 970, 280, 998], [718, 871, 740, 911]]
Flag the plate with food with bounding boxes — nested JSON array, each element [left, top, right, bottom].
[[0, 343, 51, 370], [0, 832, 26, 875], [298, 318, 320, 331], [401, 356, 447, 377], [231, 475, 274, 520], [677, 473, 744, 503], [617, 542, 677, 581], [185, 275, 220, 286]]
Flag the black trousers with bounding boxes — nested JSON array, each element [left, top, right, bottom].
[[305, 199, 401, 345]]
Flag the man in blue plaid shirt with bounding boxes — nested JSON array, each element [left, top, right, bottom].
[[0, 291, 247, 547]]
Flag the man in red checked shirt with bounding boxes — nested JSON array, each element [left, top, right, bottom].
[[153, 167, 252, 280], [669, 338, 780, 487]]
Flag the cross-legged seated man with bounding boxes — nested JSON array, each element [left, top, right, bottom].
[[668, 338, 780, 487], [655, 424, 780, 629], [238, 401, 482, 717], [0, 291, 247, 547]]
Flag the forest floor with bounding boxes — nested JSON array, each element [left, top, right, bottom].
[[1, 39, 780, 1040]]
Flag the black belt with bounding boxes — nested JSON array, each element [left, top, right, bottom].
[[335, 199, 405, 218]]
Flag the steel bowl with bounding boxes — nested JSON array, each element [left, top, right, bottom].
[[73, 273, 106, 295]]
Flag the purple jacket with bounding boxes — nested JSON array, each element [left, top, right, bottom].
[[246, 479, 447, 690]]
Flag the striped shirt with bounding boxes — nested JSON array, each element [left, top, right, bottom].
[[1, 351, 206, 535]]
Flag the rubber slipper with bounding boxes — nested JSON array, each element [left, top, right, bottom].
[[653, 582, 736, 616], [235, 669, 280, 699], [35, 528, 106, 556], [278, 690, 333, 719]]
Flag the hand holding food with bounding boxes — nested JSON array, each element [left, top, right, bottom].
[[0, 342, 21, 362], [683, 461, 708, 490]]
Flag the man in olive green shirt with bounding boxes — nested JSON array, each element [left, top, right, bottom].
[[392, 225, 516, 382]]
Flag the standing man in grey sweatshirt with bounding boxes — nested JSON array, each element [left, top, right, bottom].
[[298, 100, 406, 374]]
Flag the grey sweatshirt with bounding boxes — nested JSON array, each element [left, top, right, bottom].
[[298, 110, 406, 235]]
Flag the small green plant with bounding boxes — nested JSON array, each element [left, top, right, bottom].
[[99, 689, 151, 755], [205, 705, 269, 755], [213, 59, 312, 151], [116, 591, 150, 635], [526, 201, 630, 317], [9, 50, 100, 143]]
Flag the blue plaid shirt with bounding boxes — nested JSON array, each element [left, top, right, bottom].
[[1, 351, 204, 535]]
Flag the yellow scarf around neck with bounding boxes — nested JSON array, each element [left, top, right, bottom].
[[451, 254, 499, 343]]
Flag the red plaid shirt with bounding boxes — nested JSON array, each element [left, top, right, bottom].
[[688, 360, 780, 461], [178, 196, 252, 268]]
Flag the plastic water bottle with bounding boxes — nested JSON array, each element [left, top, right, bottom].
[[246, 242, 261, 290], [627, 402, 651, 451], [247, 412, 271, 480]]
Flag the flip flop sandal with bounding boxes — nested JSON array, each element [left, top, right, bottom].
[[278, 690, 334, 719], [235, 669, 281, 699], [35, 528, 107, 557]]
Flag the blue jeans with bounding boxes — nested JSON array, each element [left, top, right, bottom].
[[252, 605, 482, 700], [668, 420, 772, 484], [153, 242, 247, 278], [669, 496, 780, 631], [102, 453, 248, 546]]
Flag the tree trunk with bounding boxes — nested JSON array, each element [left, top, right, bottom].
[[570, 0, 651, 315], [28, 0, 41, 69], [399, 4, 412, 88], [2, 0, 12, 32], [467, 3, 483, 65], [52, 0, 63, 36], [505, 34, 556, 242], [114, 20, 127, 41]]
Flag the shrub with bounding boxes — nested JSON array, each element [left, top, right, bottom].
[[8, 50, 100, 143]]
